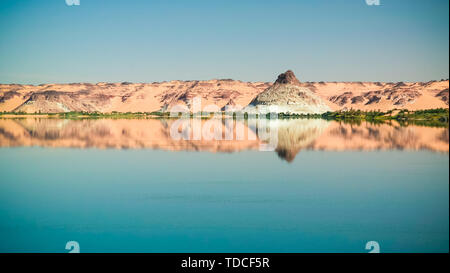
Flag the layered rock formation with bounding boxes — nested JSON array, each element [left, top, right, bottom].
[[0, 72, 448, 113], [0, 80, 270, 114], [248, 70, 331, 114], [304, 80, 449, 111]]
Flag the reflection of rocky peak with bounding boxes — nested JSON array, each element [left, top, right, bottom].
[[0, 118, 448, 159], [263, 119, 330, 162]]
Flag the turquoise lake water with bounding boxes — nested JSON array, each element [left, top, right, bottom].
[[0, 119, 448, 252], [0, 148, 448, 253]]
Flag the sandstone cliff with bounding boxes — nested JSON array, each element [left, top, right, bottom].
[[0, 72, 448, 113]]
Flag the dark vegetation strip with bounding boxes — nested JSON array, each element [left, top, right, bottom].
[[1, 108, 448, 127]]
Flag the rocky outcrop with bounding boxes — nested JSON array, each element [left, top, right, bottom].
[[248, 70, 331, 114], [274, 70, 301, 85]]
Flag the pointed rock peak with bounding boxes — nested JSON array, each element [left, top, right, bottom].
[[274, 70, 301, 85]]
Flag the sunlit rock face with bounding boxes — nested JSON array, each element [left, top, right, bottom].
[[248, 70, 331, 114]]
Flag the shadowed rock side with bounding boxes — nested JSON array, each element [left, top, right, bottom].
[[248, 70, 331, 114], [274, 70, 301, 85], [0, 118, 448, 162]]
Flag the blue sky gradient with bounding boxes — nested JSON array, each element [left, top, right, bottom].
[[0, 0, 448, 84]]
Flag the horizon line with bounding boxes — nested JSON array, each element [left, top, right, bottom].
[[1, 78, 449, 86]]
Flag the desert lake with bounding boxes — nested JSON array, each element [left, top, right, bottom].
[[0, 118, 448, 252]]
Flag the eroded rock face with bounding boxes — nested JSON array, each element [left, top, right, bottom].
[[312, 80, 449, 111], [249, 70, 331, 114], [0, 80, 270, 113], [329, 88, 423, 107], [0, 75, 448, 113], [274, 70, 301, 85]]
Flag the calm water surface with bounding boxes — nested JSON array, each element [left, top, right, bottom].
[[0, 118, 448, 252]]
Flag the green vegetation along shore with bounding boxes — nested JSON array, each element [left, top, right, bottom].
[[321, 108, 449, 127], [1, 108, 448, 126], [275, 108, 449, 127]]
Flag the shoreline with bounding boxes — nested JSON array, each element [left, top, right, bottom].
[[0, 108, 448, 126]]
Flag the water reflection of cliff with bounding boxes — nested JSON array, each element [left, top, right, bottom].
[[266, 119, 329, 162], [0, 118, 448, 162], [0, 118, 260, 152]]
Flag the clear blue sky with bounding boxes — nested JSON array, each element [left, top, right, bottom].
[[0, 0, 448, 84]]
